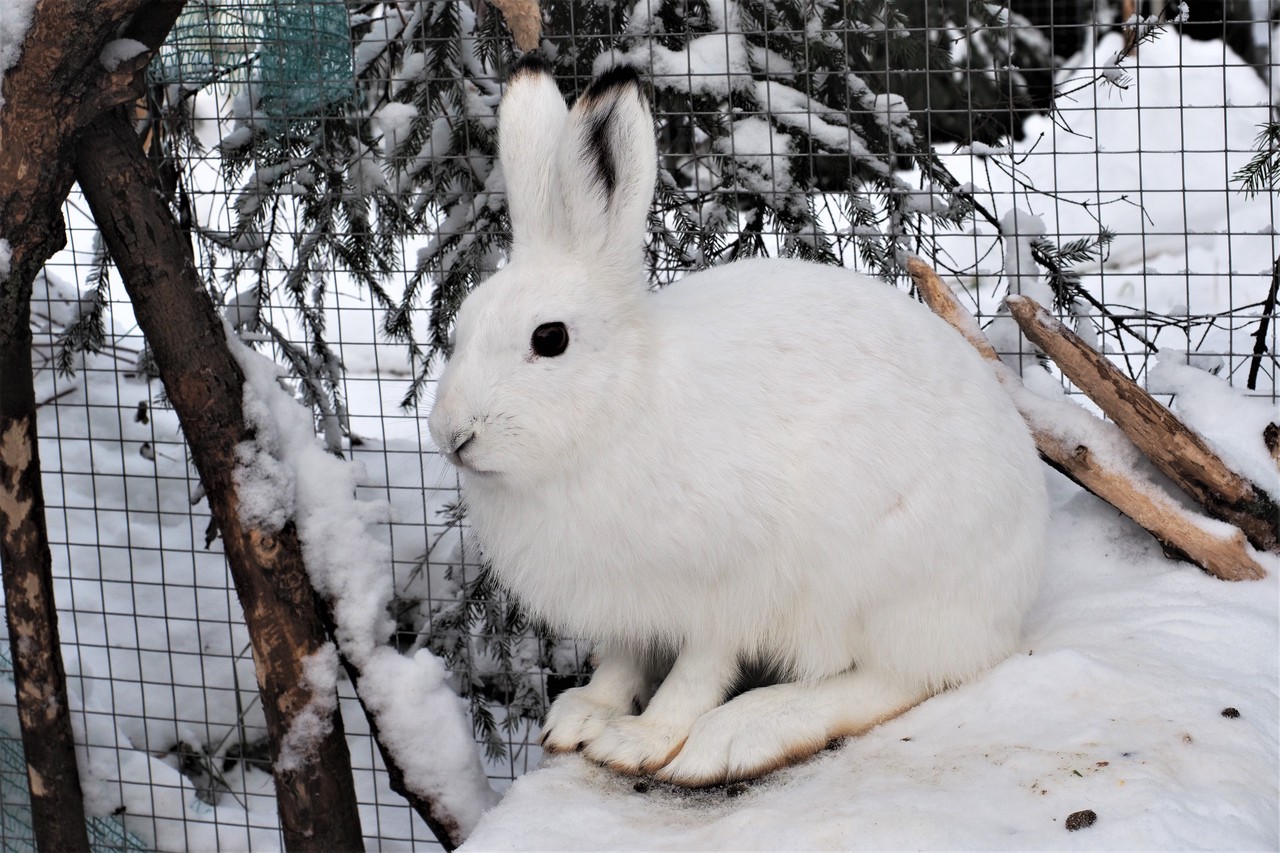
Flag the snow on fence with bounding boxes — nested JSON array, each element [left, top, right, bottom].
[[1, 0, 1277, 849]]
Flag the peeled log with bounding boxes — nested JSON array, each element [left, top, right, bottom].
[[1006, 293, 1279, 554], [906, 257, 1267, 582]]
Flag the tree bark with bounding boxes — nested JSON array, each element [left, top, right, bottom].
[[74, 107, 364, 852], [906, 258, 1268, 582], [1006, 294, 1280, 554], [1022, 424, 1266, 582]]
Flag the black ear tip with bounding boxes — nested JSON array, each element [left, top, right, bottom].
[[508, 52, 553, 83], [583, 64, 644, 101]]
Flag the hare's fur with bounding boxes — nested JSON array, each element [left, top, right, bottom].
[[429, 61, 1048, 786]]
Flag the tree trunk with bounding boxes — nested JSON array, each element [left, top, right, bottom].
[[0, 304, 91, 853], [0, 2, 186, 847], [74, 107, 364, 852]]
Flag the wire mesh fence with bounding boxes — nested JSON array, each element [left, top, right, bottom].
[[3, 0, 1278, 848]]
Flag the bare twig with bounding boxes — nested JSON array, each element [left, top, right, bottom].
[[1247, 255, 1279, 391]]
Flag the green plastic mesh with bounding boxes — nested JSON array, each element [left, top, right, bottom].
[[154, 0, 354, 116], [152, 1, 261, 89], [0, 648, 151, 853], [255, 0, 355, 115]]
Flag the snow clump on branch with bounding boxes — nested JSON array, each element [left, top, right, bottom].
[[228, 332, 498, 835]]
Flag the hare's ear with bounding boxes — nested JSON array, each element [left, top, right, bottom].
[[556, 66, 656, 270], [499, 54, 569, 253]]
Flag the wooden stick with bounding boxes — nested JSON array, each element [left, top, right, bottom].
[[487, 0, 542, 52], [905, 258, 1267, 582], [1006, 293, 1279, 554]]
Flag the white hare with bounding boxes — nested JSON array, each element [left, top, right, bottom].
[[428, 57, 1048, 787]]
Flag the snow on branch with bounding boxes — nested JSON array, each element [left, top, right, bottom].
[[228, 337, 499, 845], [1147, 356, 1280, 505], [906, 258, 1268, 583]]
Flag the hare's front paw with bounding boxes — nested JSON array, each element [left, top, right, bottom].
[[583, 715, 688, 775], [654, 695, 829, 787], [540, 686, 631, 753]]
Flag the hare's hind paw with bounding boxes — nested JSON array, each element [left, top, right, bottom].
[[583, 716, 688, 775], [540, 686, 632, 753], [655, 670, 928, 786]]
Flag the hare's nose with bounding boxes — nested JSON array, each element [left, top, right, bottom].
[[445, 429, 477, 467]]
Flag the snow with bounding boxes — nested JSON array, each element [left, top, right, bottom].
[[0, 237, 11, 280], [276, 644, 339, 773], [957, 141, 1012, 157], [718, 116, 796, 199], [934, 30, 1276, 380], [601, 0, 753, 97], [600, 33, 752, 98], [998, 208, 1051, 304], [756, 81, 880, 173], [353, 12, 408, 77], [98, 38, 148, 72], [377, 102, 419, 157], [234, 159, 312, 216], [985, 209, 1053, 368], [219, 126, 254, 152], [350, 153, 388, 195], [462, 463, 1279, 850], [233, 437, 296, 531], [970, 32, 1271, 259]]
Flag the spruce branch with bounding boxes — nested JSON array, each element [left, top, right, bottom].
[[1233, 122, 1280, 200]]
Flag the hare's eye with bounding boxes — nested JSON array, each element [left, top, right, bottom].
[[531, 322, 569, 358]]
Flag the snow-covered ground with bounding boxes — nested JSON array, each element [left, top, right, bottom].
[[465, 461, 1279, 850], [1, 22, 1275, 853]]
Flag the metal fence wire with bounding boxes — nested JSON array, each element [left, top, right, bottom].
[[3, 0, 1278, 849]]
